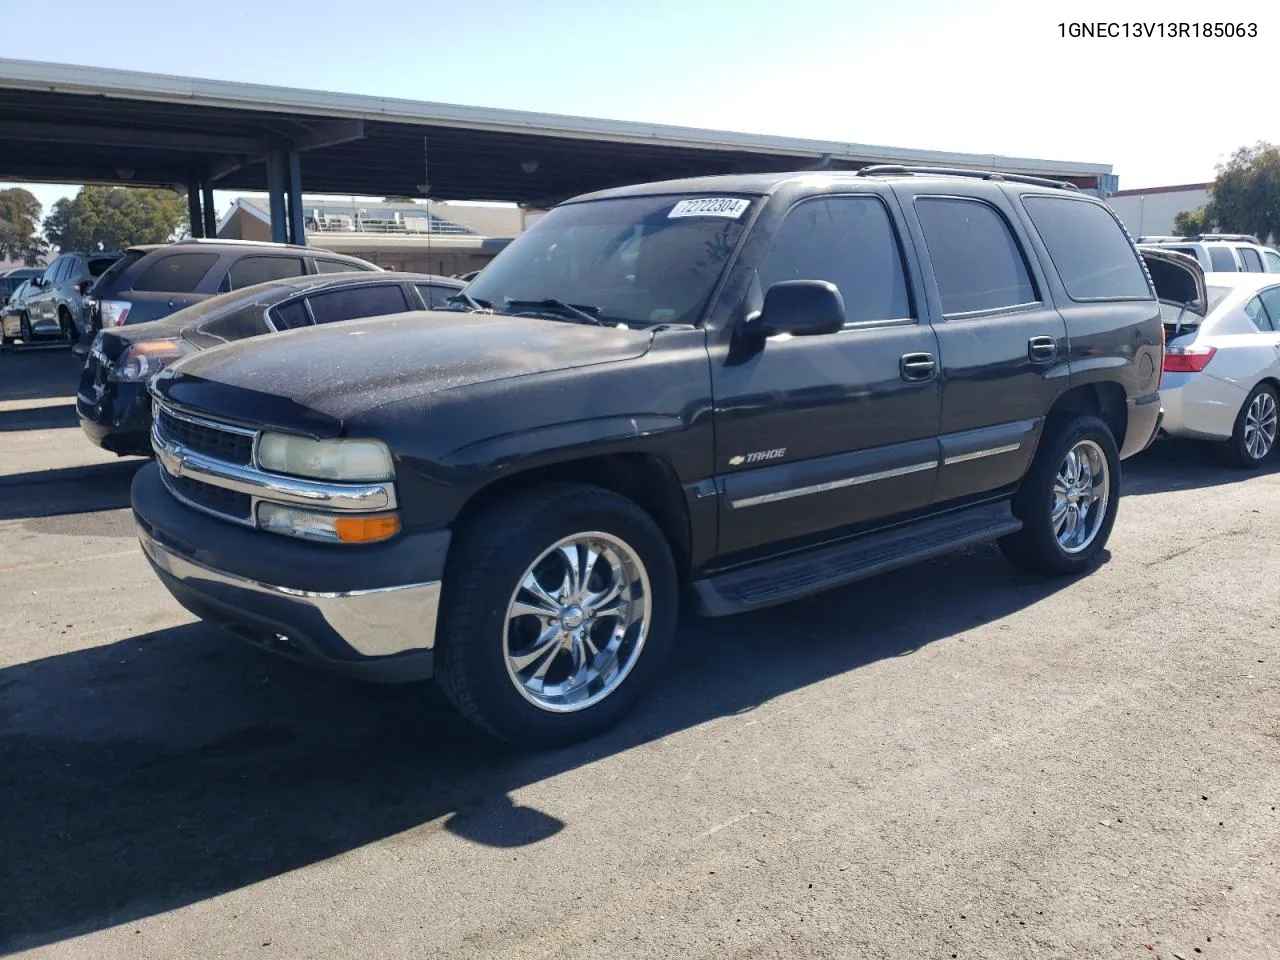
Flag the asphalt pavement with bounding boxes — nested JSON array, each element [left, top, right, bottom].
[[1, 348, 1277, 959]]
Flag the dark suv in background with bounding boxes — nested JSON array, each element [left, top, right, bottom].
[[78, 270, 463, 455], [79, 239, 379, 351]]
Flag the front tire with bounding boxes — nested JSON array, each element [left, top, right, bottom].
[[436, 483, 679, 747], [999, 415, 1120, 576], [1225, 382, 1278, 469], [58, 308, 77, 343], [19, 312, 33, 344]]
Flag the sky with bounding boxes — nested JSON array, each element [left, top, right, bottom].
[[3, 0, 1277, 219]]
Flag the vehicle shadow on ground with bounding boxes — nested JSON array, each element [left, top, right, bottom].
[[0, 350, 81, 404], [0, 460, 144, 521], [0, 543, 1083, 953], [1123, 438, 1280, 496], [0, 402, 77, 432]]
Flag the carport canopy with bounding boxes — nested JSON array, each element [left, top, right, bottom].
[[0, 58, 1113, 244]]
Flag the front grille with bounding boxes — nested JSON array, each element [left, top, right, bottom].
[[157, 407, 254, 465], [165, 473, 253, 523]]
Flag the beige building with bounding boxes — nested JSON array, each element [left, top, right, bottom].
[[1106, 183, 1211, 239], [217, 197, 531, 276]]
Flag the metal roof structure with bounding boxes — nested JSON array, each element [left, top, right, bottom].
[[0, 58, 1112, 210]]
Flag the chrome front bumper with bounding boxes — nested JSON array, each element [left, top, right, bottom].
[[138, 521, 441, 681]]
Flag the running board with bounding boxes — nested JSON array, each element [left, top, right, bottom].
[[693, 500, 1022, 616]]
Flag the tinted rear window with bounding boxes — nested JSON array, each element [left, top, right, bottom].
[[1022, 196, 1150, 300], [1208, 247, 1237, 271], [92, 250, 145, 291], [314, 259, 371, 274], [306, 284, 410, 325], [270, 300, 311, 330], [1240, 248, 1264, 272], [226, 256, 307, 291], [132, 253, 219, 293], [915, 197, 1037, 314], [87, 258, 119, 277]]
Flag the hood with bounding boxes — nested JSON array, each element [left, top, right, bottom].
[[152, 310, 655, 436], [1140, 248, 1207, 320]]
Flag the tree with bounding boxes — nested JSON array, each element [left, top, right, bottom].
[[43, 185, 188, 252], [1204, 142, 1280, 243], [0, 187, 49, 265], [1173, 207, 1212, 237]]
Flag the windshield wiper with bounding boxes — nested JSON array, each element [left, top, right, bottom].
[[504, 298, 608, 326], [445, 292, 493, 311]]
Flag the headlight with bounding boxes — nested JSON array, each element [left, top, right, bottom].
[[111, 341, 188, 382], [256, 432, 394, 482]]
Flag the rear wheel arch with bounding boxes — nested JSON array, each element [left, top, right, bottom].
[[1046, 382, 1127, 450]]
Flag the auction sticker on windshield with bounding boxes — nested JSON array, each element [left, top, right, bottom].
[[668, 198, 751, 219]]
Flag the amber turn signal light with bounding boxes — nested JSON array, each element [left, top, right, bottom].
[[334, 513, 401, 544]]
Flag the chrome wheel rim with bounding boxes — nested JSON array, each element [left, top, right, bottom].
[[503, 531, 651, 713], [1243, 391, 1278, 460], [1052, 439, 1110, 555]]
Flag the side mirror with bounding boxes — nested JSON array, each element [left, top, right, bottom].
[[748, 280, 846, 338]]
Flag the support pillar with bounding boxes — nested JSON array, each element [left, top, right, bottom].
[[186, 186, 204, 238], [286, 151, 306, 246], [202, 183, 217, 239], [266, 146, 288, 244]]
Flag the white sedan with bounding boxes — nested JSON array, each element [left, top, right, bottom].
[[1161, 271, 1280, 466]]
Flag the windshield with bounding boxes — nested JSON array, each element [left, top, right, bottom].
[[465, 194, 752, 326]]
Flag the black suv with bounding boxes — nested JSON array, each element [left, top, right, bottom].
[[83, 239, 378, 339], [131, 168, 1163, 746]]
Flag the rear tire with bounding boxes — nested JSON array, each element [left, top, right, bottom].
[[435, 483, 679, 747], [999, 415, 1120, 576], [1224, 382, 1278, 469]]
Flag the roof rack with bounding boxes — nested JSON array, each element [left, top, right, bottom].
[[855, 164, 1079, 191], [1187, 233, 1261, 244], [1137, 236, 1184, 243]]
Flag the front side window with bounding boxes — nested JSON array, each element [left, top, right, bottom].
[[225, 256, 307, 291], [1208, 246, 1238, 272], [1022, 196, 1150, 300], [1244, 295, 1274, 331], [41, 259, 63, 284], [1239, 248, 1265, 273], [915, 197, 1037, 315], [465, 194, 751, 326], [756, 195, 912, 323], [132, 253, 219, 293], [306, 284, 410, 325]]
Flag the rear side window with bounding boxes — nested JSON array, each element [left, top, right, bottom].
[[314, 258, 371, 274], [1244, 296, 1274, 331], [87, 257, 118, 277], [132, 253, 219, 293], [1257, 287, 1280, 328], [1239, 248, 1264, 273], [417, 283, 458, 309], [756, 195, 912, 323], [306, 284, 410, 325], [1208, 247, 1237, 271], [915, 197, 1037, 315], [1022, 196, 1150, 300], [225, 256, 307, 291], [270, 300, 312, 330]]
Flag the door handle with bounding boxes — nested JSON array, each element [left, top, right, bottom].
[[1028, 336, 1057, 362], [900, 352, 937, 382]]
